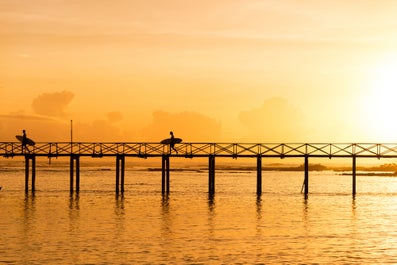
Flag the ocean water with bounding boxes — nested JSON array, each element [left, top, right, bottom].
[[1, 159, 397, 264]]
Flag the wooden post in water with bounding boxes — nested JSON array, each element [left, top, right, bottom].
[[352, 155, 356, 195], [70, 155, 80, 193], [304, 155, 309, 195], [25, 155, 29, 192], [75, 156, 80, 193], [24, 155, 36, 192], [31, 155, 36, 192], [121, 156, 125, 193], [161, 155, 165, 193], [257, 156, 262, 195], [162, 155, 170, 193], [166, 155, 170, 193], [208, 155, 215, 194], [115, 155, 125, 193], [70, 156, 74, 193]]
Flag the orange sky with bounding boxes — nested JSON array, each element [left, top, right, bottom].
[[2, 1, 397, 143]]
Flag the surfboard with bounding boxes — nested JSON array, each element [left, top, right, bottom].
[[15, 135, 35, 146], [160, 138, 182, 144]]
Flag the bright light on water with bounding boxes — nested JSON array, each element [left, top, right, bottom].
[[1, 166, 397, 264]]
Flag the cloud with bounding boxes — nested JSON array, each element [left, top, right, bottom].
[[0, 112, 67, 141], [239, 97, 306, 142], [141, 110, 222, 141], [0, 113, 57, 121], [31, 91, 74, 117], [73, 119, 122, 141]]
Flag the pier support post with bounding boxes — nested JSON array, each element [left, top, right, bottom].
[[24, 155, 36, 192], [352, 155, 356, 195], [304, 155, 309, 195], [116, 155, 125, 193], [70, 155, 80, 193], [162, 155, 170, 193], [25, 155, 29, 192], [257, 156, 262, 195], [31, 155, 36, 192], [208, 155, 215, 194]]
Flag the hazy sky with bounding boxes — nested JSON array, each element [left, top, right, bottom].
[[2, 0, 397, 142]]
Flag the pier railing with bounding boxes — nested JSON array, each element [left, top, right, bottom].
[[2, 142, 397, 158]]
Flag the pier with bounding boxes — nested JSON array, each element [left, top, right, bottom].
[[2, 142, 397, 195]]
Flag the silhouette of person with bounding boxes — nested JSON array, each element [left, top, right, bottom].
[[22, 130, 30, 153], [170, 131, 178, 154]]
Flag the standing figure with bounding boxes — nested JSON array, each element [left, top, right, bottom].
[[22, 130, 29, 153], [170, 131, 178, 154]]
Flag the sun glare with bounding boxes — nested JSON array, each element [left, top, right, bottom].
[[364, 57, 397, 142]]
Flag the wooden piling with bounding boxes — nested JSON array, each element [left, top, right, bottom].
[[116, 155, 125, 193], [162, 155, 170, 193], [166, 156, 170, 193], [352, 155, 356, 195], [256, 156, 262, 195], [75, 156, 80, 193], [304, 155, 309, 195], [25, 155, 29, 193], [208, 155, 215, 194], [70, 155, 80, 193], [24, 155, 36, 192], [31, 155, 36, 192], [121, 156, 125, 193], [162, 155, 165, 193]]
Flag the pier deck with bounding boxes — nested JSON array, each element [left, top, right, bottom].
[[2, 142, 397, 195]]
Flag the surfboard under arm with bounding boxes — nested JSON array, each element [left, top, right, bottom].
[[160, 138, 182, 144]]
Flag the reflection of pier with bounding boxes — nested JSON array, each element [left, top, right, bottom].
[[2, 142, 397, 195]]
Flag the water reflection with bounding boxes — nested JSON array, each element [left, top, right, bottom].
[[23, 193, 36, 231], [69, 193, 80, 211], [114, 193, 125, 216], [256, 194, 262, 220], [256, 194, 263, 236], [208, 193, 215, 213], [161, 194, 171, 236], [68, 193, 80, 236], [302, 194, 309, 235]]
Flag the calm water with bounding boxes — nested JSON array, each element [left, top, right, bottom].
[[1, 160, 397, 264]]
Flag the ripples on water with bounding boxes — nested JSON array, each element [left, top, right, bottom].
[[1, 166, 397, 264]]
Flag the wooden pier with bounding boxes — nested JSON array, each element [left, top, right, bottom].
[[2, 142, 397, 195]]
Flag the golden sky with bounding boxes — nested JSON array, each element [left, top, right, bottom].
[[2, 1, 397, 142]]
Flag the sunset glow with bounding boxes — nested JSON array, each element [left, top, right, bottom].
[[362, 56, 397, 141], [2, 1, 397, 142]]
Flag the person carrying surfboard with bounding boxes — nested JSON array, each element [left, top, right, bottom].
[[170, 131, 178, 154], [22, 130, 30, 153]]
